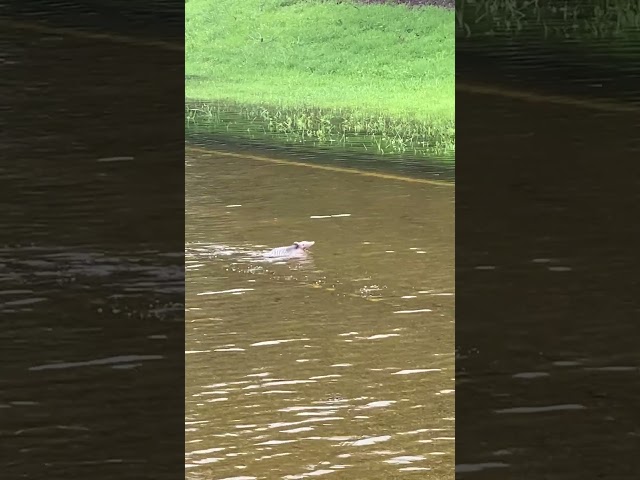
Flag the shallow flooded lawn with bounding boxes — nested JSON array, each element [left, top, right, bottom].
[[185, 147, 454, 478]]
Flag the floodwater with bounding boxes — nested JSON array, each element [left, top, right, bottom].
[[456, 34, 640, 478], [185, 143, 455, 478], [4, 13, 184, 480]]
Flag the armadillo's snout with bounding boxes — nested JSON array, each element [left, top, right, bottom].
[[297, 241, 315, 250]]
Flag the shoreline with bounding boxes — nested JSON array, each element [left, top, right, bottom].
[[185, 99, 454, 158], [186, 0, 455, 159]]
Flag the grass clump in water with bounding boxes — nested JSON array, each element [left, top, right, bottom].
[[186, 101, 454, 156], [456, 0, 640, 39], [186, 0, 454, 156]]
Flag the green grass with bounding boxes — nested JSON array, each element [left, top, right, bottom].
[[186, 0, 455, 156]]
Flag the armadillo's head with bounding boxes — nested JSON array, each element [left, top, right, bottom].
[[294, 241, 315, 251]]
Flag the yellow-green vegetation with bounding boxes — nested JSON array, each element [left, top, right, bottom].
[[186, 0, 455, 156]]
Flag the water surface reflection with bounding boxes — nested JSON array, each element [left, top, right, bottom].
[[186, 143, 455, 478]]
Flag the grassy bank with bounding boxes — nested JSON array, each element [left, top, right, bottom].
[[186, 0, 455, 156], [456, 0, 640, 39]]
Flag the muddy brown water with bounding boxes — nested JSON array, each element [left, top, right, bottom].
[[456, 35, 640, 479], [185, 145, 455, 478], [3, 15, 184, 480]]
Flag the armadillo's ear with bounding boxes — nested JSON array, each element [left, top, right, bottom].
[[293, 242, 300, 248]]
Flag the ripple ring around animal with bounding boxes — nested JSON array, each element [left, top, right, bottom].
[[263, 241, 315, 259]]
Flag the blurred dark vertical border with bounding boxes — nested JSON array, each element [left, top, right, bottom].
[[456, 6, 640, 480], [1, 1, 184, 479]]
